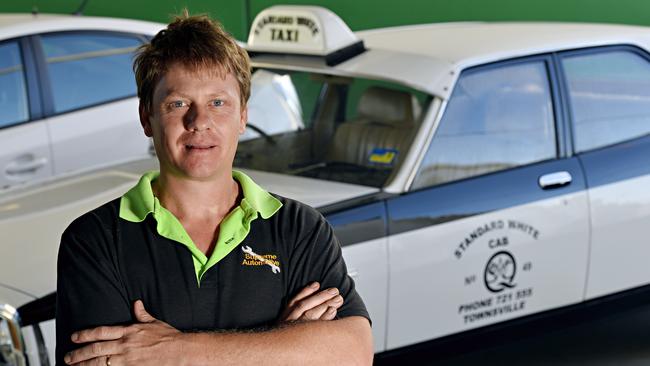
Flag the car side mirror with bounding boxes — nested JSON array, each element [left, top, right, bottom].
[[0, 304, 26, 366]]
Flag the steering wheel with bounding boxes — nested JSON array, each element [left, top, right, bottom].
[[246, 122, 276, 145]]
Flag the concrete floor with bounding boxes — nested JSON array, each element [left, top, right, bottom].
[[376, 302, 650, 365]]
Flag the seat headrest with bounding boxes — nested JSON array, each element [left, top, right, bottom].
[[356, 86, 417, 126]]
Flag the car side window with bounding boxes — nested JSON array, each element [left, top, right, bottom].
[[0, 41, 29, 128], [412, 61, 556, 189], [40, 32, 142, 114], [562, 49, 650, 153]]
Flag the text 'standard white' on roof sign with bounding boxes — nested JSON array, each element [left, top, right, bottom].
[[247, 5, 363, 59]]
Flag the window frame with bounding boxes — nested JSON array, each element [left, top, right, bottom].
[[556, 44, 650, 155], [409, 53, 565, 192], [30, 30, 149, 118], [0, 37, 41, 130]]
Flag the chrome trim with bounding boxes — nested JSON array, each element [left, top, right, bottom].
[[405, 97, 447, 193], [384, 98, 443, 194], [401, 67, 462, 193], [538, 171, 573, 189], [0, 303, 26, 366]]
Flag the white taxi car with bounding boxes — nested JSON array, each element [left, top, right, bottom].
[[0, 13, 301, 192], [0, 14, 161, 191], [2, 5, 650, 365]]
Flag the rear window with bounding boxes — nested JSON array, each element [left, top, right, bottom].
[[562, 49, 650, 152]]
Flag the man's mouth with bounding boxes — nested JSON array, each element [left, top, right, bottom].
[[185, 144, 216, 150]]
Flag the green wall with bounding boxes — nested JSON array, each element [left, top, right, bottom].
[[0, 0, 248, 39], [3, 0, 650, 41]]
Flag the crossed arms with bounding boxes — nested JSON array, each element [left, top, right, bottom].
[[63, 284, 372, 365]]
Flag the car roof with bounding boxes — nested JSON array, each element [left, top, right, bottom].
[[252, 21, 650, 99], [0, 13, 163, 40], [358, 21, 650, 67], [0, 13, 64, 28]]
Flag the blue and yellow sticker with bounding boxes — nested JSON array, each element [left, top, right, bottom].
[[369, 148, 398, 165]]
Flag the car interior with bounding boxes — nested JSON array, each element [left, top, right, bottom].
[[235, 71, 429, 188]]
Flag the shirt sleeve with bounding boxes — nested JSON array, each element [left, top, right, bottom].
[[287, 210, 371, 324], [55, 212, 132, 365]]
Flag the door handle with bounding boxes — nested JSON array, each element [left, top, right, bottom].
[[5, 157, 48, 175], [538, 171, 572, 189]]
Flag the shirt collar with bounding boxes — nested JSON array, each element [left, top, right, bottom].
[[119, 170, 282, 222]]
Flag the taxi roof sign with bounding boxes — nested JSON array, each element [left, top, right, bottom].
[[247, 5, 365, 66]]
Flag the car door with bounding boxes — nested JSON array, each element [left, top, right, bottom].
[[0, 38, 53, 189], [35, 31, 150, 176], [384, 57, 590, 349], [326, 201, 389, 353], [559, 47, 650, 300]]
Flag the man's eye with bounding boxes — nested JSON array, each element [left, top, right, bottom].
[[171, 101, 185, 108], [212, 99, 224, 107]]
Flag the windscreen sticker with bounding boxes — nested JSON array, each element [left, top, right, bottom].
[[368, 148, 398, 165], [455, 219, 539, 325]]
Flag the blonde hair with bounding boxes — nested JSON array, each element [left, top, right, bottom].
[[134, 10, 251, 113]]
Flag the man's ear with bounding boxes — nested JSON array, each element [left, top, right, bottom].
[[139, 103, 153, 137], [239, 104, 248, 135]]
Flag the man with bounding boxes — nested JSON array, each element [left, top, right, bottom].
[[56, 11, 372, 366]]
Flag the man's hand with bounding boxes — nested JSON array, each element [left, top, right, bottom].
[[65, 285, 346, 365], [65, 300, 183, 365], [279, 282, 344, 322]]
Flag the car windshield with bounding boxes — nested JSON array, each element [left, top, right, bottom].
[[238, 69, 431, 188]]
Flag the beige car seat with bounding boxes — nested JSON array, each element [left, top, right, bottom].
[[327, 86, 418, 168]]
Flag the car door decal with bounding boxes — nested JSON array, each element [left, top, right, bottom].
[[454, 219, 538, 325]]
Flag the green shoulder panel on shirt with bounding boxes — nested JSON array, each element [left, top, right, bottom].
[[119, 170, 282, 285]]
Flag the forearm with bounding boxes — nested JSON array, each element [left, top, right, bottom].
[[179, 317, 373, 366]]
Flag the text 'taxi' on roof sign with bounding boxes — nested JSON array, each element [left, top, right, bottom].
[[247, 5, 361, 56]]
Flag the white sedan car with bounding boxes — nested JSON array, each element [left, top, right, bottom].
[[2, 5, 650, 365], [0, 14, 161, 191], [0, 14, 301, 192]]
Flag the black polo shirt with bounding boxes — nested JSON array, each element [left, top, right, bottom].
[[56, 170, 369, 364]]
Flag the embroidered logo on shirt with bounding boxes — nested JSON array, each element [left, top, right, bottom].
[[241, 245, 281, 274]]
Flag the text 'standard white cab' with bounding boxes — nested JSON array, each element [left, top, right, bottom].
[[3, 5, 650, 364]]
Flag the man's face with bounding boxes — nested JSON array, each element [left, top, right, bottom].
[[141, 63, 247, 180]]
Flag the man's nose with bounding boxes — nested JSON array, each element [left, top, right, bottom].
[[184, 104, 211, 131]]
